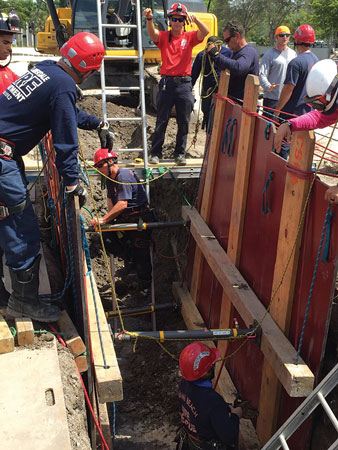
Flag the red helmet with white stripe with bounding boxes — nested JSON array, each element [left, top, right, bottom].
[[179, 342, 220, 381], [60, 32, 104, 73], [167, 3, 188, 17], [293, 24, 315, 44], [94, 148, 118, 167]]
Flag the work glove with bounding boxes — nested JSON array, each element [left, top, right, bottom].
[[66, 184, 87, 208], [97, 121, 115, 151], [207, 45, 220, 59]]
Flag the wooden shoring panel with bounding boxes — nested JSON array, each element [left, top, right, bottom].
[[190, 71, 230, 304], [218, 75, 260, 361], [182, 205, 314, 397], [256, 130, 316, 443], [172, 282, 261, 450], [0, 313, 14, 354]]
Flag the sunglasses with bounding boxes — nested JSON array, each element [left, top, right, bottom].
[[224, 35, 234, 44], [278, 33, 290, 38], [170, 17, 185, 23], [96, 161, 106, 169]]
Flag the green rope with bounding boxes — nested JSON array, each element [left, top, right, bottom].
[[168, 169, 191, 206]]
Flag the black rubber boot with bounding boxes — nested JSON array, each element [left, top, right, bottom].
[[0, 255, 10, 307], [6, 255, 61, 322]]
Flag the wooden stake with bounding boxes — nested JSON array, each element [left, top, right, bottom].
[[191, 71, 230, 304], [256, 130, 315, 444]]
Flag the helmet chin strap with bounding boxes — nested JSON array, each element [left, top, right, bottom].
[[0, 51, 12, 69]]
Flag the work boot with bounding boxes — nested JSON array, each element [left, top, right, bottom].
[[149, 155, 160, 165], [174, 154, 187, 166], [0, 256, 10, 307], [6, 255, 61, 322]]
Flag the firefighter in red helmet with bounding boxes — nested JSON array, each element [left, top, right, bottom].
[[91, 148, 154, 295], [176, 342, 242, 449], [0, 32, 114, 322]]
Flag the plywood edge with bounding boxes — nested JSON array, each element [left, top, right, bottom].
[[84, 271, 123, 402], [172, 281, 261, 450]]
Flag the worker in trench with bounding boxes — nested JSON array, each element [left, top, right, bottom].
[[0, 32, 114, 321], [274, 58, 338, 204], [90, 149, 154, 296], [175, 342, 242, 450]]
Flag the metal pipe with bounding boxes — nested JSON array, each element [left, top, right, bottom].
[[106, 302, 173, 319], [115, 327, 256, 341], [85, 220, 188, 233]]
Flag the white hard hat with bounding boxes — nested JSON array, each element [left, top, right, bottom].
[[304, 59, 338, 112]]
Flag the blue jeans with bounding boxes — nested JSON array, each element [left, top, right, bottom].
[[0, 158, 40, 270]]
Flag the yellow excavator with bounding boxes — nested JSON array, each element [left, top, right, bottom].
[[36, 0, 217, 63]]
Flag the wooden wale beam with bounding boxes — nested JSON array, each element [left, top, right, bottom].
[[172, 282, 261, 449], [84, 268, 123, 403], [182, 206, 314, 397]]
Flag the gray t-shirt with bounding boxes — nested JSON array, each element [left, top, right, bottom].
[[259, 46, 296, 101]]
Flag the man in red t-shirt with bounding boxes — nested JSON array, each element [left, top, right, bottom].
[[0, 10, 20, 95], [143, 3, 209, 165]]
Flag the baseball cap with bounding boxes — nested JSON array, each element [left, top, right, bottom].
[[275, 25, 291, 36]]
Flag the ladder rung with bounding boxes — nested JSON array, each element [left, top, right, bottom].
[[104, 87, 140, 92], [317, 392, 338, 431], [112, 148, 145, 153], [102, 23, 137, 29], [104, 55, 140, 60], [279, 435, 290, 450], [107, 117, 142, 122]]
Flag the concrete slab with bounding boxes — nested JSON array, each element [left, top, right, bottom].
[[0, 340, 71, 450]]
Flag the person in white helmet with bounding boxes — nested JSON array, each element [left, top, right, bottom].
[[274, 58, 338, 204]]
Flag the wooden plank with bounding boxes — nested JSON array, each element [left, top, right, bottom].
[[0, 339, 72, 450], [0, 313, 14, 354], [182, 206, 315, 397], [172, 282, 261, 450], [98, 403, 113, 450], [84, 270, 123, 403], [190, 71, 230, 304], [15, 317, 34, 346], [227, 75, 260, 265], [219, 74, 260, 360], [256, 130, 315, 443], [57, 310, 86, 357]]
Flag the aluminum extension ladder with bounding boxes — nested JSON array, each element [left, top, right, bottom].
[[95, 0, 149, 195], [95, 0, 156, 329], [262, 363, 338, 450]]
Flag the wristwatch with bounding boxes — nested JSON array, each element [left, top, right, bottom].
[[146, 18, 153, 21]]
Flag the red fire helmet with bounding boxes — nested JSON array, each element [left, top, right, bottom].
[[167, 3, 188, 17], [293, 24, 315, 44], [60, 32, 105, 73], [94, 148, 118, 167], [179, 342, 220, 381]]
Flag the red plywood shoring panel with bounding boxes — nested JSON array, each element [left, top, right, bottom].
[[191, 113, 336, 448]]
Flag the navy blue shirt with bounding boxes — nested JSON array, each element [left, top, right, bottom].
[[179, 378, 239, 447], [0, 60, 101, 185], [281, 51, 318, 116], [214, 44, 259, 101], [107, 168, 148, 214], [192, 46, 233, 92]]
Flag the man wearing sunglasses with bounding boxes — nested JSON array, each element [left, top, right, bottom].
[[276, 24, 318, 120], [0, 10, 21, 94], [259, 26, 296, 119], [143, 3, 209, 165], [207, 21, 259, 103]]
